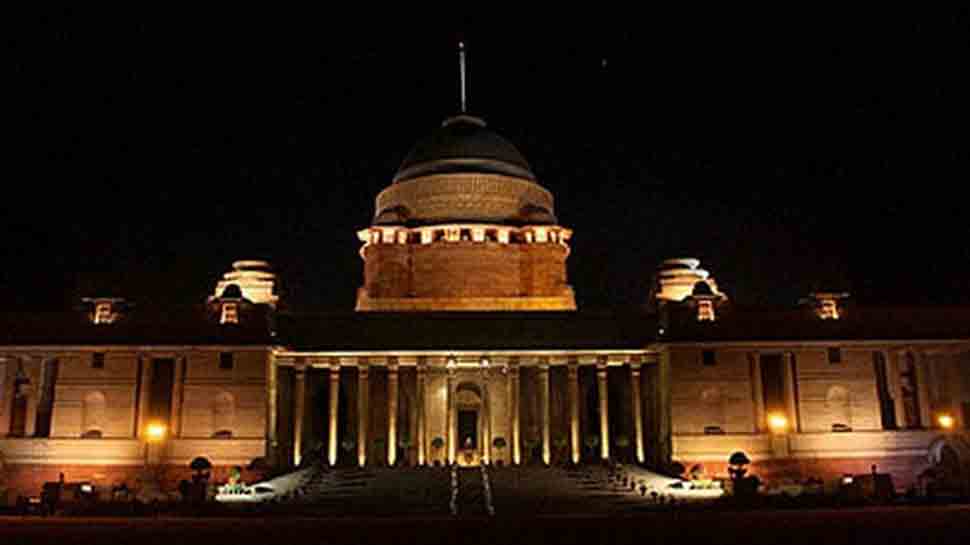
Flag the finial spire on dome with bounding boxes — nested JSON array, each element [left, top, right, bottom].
[[459, 41, 467, 113]]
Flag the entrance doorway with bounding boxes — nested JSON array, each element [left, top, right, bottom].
[[454, 382, 485, 466], [458, 409, 478, 450]]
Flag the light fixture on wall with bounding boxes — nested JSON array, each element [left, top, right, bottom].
[[938, 413, 955, 430], [446, 356, 457, 369], [145, 422, 167, 442], [767, 413, 789, 434], [480, 356, 490, 368], [143, 421, 168, 467]]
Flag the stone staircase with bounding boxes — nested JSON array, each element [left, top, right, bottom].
[[283, 465, 452, 516], [261, 463, 707, 516], [455, 467, 489, 516], [489, 466, 667, 514]]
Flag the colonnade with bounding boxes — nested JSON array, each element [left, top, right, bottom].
[[273, 354, 669, 469]]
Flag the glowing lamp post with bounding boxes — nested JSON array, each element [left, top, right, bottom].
[[938, 414, 955, 431]]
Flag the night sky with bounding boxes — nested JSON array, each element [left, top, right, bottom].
[[6, 12, 970, 313]]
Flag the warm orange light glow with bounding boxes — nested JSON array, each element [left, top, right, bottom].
[[145, 422, 167, 442], [938, 414, 955, 430], [767, 413, 789, 434]]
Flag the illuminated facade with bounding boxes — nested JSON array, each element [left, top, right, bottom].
[[2, 114, 970, 501]]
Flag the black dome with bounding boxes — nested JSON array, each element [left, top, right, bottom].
[[692, 281, 715, 297], [393, 115, 536, 183]]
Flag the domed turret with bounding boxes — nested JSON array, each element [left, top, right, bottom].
[[651, 258, 725, 304], [212, 260, 279, 307]]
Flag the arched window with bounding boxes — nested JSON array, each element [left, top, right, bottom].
[[212, 391, 235, 437], [82, 391, 107, 437], [826, 385, 852, 431]]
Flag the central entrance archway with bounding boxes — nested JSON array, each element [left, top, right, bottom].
[[454, 382, 486, 466]]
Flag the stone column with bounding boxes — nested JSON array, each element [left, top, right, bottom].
[[447, 367, 456, 465], [481, 365, 491, 464], [657, 349, 673, 466], [327, 360, 340, 466], [889, 350, 908, 429], [782, 352, 800, 433], [539, 362, 551, 465], [630, 362, 645, 464], [171, 355, 186, 438], [567, 362, 581, 465], [416, 360, 426, 465], [264, 353, 278, 465], [357, 363, 369, 467], [508, 360, 521, 465], [136, 355, 152, 438], [387, 360, 399, 467], [23, 388, 38, 438], [22, 358, 41, 438], [597, 360, 610, 461], [749, 352, 766, 433], [914, 351, 933, 428], [0, 361, 10, 435], [293, 365, 307, 467]]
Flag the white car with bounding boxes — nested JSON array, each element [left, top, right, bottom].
[[215, 483, 278, 503]]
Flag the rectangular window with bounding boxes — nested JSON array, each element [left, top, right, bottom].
[[760, 354, 786, 416], [219, 352, 234, 370], [220, 302, 239, 324], [93, 302, 113, 324], [148, 358, 175, 425], [702, 350, 716, 366], [92, 353, 105, 369], [828, 347, 842, 364]]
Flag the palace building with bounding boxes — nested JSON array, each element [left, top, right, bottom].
[[2, 111, 970, 500]]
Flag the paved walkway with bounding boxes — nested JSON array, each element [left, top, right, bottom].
[[454, 467, 493, 516]]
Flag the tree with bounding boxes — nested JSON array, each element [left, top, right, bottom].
[[523, 437, 541, 465], [728, 451, 750, 481], [614, 435, 630, 462], [584, 435, 600, 461], [728, 451, 759, 500], [397, 435, 412, 467], [553, 436, 569, 465], [340, 437, 356, 466], [189, 457, 212, 480], [492, 437, 508, 465], [373, 437, 386, 465], [431, 436, 445, 465], [188, 457, 213, 504]]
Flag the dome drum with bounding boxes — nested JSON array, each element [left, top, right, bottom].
[[374, 173, 556, 226]]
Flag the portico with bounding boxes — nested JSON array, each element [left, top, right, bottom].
[[270, 347, 662, 468]]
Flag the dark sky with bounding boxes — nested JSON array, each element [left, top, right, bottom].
[[6, 11, 970, 312]]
